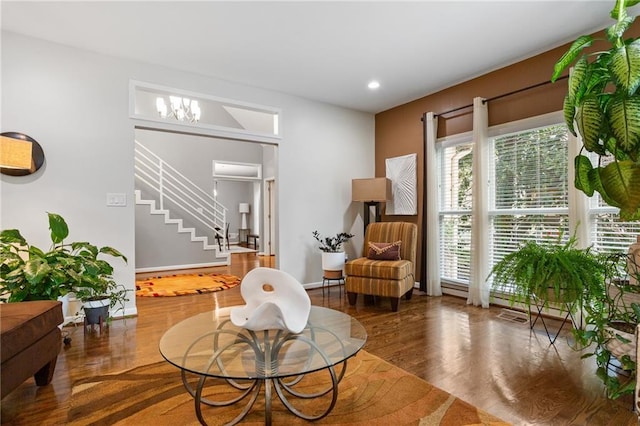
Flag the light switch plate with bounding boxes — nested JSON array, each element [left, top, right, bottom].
[[106, 193, 126, 207]]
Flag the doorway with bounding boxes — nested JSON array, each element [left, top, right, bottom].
[[134, 127, 278, 272]]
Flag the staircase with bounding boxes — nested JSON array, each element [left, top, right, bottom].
[[134, 141, 230, 267]]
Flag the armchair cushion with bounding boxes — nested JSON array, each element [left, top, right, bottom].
[[367, 241, 401, 260], [345, 258, 412, 281]]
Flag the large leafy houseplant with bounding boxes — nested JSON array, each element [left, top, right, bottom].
[[551, 0, 640, 220], [0, 212, 128, 311]]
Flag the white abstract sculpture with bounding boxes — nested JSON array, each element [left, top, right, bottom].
[[230, 267, 311, 334]]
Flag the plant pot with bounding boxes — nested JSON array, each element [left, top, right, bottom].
[[83, 298, 110, 325], [321, 252, 345, 278], [532, 286, 580, 305], [604, 322, 637, 364]]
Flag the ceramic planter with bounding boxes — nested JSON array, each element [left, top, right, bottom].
[[83, 297, 110, 325], [321, 251, 345, 278], [604, 323, 637, 364]]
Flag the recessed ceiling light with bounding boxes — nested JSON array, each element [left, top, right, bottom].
[[368, 80, 380, 90]]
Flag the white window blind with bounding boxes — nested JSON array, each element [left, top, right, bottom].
[[435, 114, 637, 292], [489, 124, 570, 268], [591, 212, 640, 253], [439, 142, 473, 284]]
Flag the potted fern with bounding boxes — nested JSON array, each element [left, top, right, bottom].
[[488, 235, 608, 313]]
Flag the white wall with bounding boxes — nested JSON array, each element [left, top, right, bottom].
[[1, 32, 374, 315]]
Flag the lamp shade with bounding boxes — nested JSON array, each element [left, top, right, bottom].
[[239, 203, 250, 214], [0, 135, 33, 171], [352, 178, 391, 202]]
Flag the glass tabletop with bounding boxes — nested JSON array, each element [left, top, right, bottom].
[[159, 306, 367, 380]]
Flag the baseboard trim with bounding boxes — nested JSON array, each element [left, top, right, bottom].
[[304, 281, 324, 290], [135, 261, 228, 273]]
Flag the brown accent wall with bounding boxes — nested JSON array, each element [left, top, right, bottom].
[[375, 24, 640, 285]]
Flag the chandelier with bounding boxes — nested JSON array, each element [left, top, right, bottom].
[[156, 96, 201, 123]]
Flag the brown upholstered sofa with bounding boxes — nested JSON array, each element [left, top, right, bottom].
[[0, 300, 63, 398], [345, 222, 417, 312], [636, 324, 640, 419]]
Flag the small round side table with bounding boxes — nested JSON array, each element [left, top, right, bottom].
[[322, 275, 345, 298]]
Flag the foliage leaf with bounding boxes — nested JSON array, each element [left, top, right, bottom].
[[588, 165, 618, 209], [552, 35, 593, 82], [574, 155, 595, 196], [607, 11, 633, 41], [100, 246, 128, 263], [47, 212, 68, 244], [23, 258, 50, 285], [608, 95, 640, 153], [0, 229, 26, 246], [576, 97, 605, 153], [563, 95, 577, 136], [568, 56, 588, 102], [599, 160, 640, 217], [609, 39, 640, 95]]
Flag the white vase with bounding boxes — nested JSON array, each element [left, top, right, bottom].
[[321, 252, 346, 277]]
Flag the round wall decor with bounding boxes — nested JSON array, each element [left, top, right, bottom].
[[0, 132, 45, 176]]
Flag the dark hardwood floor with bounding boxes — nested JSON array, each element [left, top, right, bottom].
[[1, 252, 636, 425]]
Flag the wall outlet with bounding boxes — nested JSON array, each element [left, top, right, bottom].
[[106, 193, 126, 207]]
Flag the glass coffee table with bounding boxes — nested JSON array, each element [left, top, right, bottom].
[[159, 306, 367, 425]]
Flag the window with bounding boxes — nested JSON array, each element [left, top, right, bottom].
[[438, 141, 473, 284], [489, 124, 570, 268], [437, 122, 571, 287], [130, 80, 281, 138], [436, 114, 637, 292]]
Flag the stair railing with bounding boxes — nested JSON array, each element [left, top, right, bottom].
[[134, 141, 227, 247]]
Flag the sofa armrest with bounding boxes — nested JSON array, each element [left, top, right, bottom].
[[633, 324, 640, 414]]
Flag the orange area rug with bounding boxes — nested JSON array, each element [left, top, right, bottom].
[[68, 350, 509, 425], [135, 273, 241, 297]]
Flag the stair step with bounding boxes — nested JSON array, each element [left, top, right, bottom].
[[134, 190, 228, 259]]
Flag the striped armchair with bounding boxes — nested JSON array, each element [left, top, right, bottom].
[[345, 222, 417, 312]]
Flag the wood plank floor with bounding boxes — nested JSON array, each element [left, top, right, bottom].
[[1, 252, 636, 425]]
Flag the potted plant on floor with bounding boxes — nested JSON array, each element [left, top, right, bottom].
[[312, 230, 354, 279], [550, 0, 640, 398], [573, 251, 640, 399], [551, 0, 640, 220], [0, 212, 128, 324]]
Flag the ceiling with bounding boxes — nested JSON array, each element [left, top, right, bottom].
[[2, 1, 636, 114]]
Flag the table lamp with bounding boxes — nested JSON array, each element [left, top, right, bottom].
[[352, 178, 391, 232], [239, 203, 250, 229]]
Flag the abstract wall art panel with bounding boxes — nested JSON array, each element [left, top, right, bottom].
[[385, 153, 417, 215]]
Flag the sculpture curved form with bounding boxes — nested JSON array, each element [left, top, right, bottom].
[[230, 267, 311, 334]]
